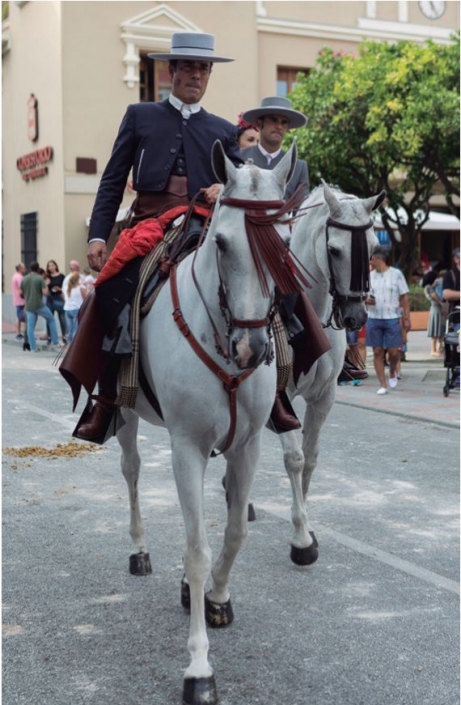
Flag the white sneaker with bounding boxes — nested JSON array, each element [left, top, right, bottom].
[[377, 387, 388, 395], [389, 377, 398, 389]]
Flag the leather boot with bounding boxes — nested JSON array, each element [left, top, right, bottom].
[[270, 388, 301, 432], [74, 357, 120, 443], [76, 396, 116, 442]]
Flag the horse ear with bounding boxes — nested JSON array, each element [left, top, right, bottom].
[[272, 142, 298, 191], [322, 180, 342, 218], [362, 190, 387, 213], [212, 140, 238, 185]]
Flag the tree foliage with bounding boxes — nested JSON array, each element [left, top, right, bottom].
[[288, 36, 460, 277]]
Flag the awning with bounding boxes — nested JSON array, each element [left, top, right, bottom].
[[373, 208, 460, 232]]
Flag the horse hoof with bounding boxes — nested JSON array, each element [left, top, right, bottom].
[[129, 552, 152, 575], [182, 676, 218, 705], [290, 543, 319, 566], [310, 530, 319, 548], [181, 576, 191, 611], [205, 593, 233, 628], [248, 502, 256, 522]]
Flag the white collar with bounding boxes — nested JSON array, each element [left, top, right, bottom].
[[258, 144, 282, 163], [169, 93, 201, 119]]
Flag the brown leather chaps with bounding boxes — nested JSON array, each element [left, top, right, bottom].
[[59, 293, 106, 411]]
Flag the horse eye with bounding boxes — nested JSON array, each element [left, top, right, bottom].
[[214, 233, 228, 253], [328, 246, 341, 258]]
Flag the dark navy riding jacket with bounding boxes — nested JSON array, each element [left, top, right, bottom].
[[88, 100, 242, 243]]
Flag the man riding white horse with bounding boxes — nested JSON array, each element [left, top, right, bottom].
[[240, 96, 310, 430], [60, 32, 330, 443]]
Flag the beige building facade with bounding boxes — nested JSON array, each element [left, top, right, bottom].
[[2, 0, 459, 313]]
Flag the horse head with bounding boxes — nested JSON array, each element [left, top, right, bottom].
[[209, 141, 297, 369], [321, 181, 386, 330]]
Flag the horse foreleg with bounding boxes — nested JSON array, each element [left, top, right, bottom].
[[280, 430, 318, 566], [171, 441, 217, 705], [117, 411, 152, 576], [207, 436, 260, 623]]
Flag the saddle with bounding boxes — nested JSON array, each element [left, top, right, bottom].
[[59, 210, 208, 417]]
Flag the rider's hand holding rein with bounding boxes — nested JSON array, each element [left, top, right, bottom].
[[87, 240, 107, 273], [200, 183, 222, 205]]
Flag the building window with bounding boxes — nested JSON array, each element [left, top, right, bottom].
[[20, 212, 37, 269], [277, 67, 309, 98], [139, 54, 171, 102]]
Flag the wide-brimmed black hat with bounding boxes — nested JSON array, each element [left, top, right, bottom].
[[242, 96, 307, 129], [148, 32, 233, 63]]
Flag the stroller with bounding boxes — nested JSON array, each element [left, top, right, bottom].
[[442, 307, 460, 397]]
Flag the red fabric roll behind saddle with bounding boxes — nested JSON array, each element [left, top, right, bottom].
[[95, 204, 210, 286]]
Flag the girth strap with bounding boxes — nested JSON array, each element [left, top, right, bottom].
[[170, 264, 255, 456]]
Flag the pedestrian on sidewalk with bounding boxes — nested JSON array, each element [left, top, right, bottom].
[[45, 259, 68, 345], [443, 248, 460, 333], [11, 262, 26, 341], [19, 261, 60, 352], [365, 247, 411, 395], [423, 270, 444, 356], [63, 271, 88, 343]]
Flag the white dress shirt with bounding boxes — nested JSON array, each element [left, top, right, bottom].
[[257, 144, 282, 165], [169, 93, 201, 120]]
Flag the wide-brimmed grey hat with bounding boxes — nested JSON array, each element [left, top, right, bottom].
[[148, 32, 233, 63], [242, 96, 307, 129]]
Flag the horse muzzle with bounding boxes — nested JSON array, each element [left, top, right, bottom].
[[230, 327, 271, 370], [341, 303, 368, 331]]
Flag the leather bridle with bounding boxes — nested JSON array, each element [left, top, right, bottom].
[[323, 216, 373, 330], [170, 191, 307, 455]]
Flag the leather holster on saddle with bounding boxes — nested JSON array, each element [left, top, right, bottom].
[[289, 292, 332, 385]]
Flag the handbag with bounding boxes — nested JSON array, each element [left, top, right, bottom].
[[52, 295, 65, 310]]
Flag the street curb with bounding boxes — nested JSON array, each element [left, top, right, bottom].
[[335, 399, 460, 430]]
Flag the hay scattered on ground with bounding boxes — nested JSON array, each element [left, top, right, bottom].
[[3, 440, 101, 459]]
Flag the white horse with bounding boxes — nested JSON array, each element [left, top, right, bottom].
[[280, 183, 385, 565], [116, 142, 300, 705]]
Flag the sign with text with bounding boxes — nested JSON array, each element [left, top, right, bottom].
[[16, 146, 53, 182]]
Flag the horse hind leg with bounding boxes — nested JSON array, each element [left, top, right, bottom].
[[117, 410, 152, 576], [280, 430, 318, 566]]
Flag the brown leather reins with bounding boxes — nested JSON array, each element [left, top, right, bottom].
[[170, 263, 255, 455], [170, 186, 314, 455]]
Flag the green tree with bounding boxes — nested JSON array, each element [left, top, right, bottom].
[[288, 37, 460, 278]]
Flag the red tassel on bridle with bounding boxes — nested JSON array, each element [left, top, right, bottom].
[[220, 185, 316, 297]]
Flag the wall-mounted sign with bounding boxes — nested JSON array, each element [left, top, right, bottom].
[[27, 94, 39, 142], [16, 146, 53, 182]]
